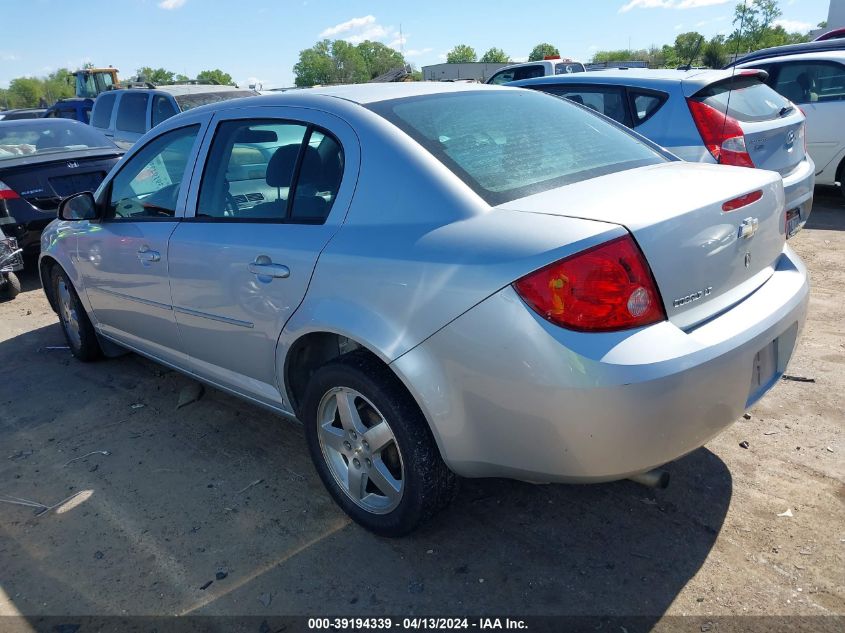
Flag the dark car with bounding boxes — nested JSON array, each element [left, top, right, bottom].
[[0, 108, 48, 121], [0, 119, 123, 260], [42, 98, 94, 123]]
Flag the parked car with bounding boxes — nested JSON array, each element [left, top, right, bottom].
[[486, 57, 586, 85], [728, 49, 845, 197], [813, 27, 845, 42], [42, 84, 808, 535], [511, 68, 815, 236], [0, 108, 48, 121], [0, 118, 123, 259], [43, 98, 94, 123], [90, 84, 259, 149]]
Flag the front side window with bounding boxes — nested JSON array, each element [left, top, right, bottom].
[[197, 119, 343, 223], [107, 125, 199, 219], [488, 69, 515, 85], [772, 61, 845, 103], [368, 90, 664, 205], [115, 93, 149, 134], [91, 93, 116, 129]]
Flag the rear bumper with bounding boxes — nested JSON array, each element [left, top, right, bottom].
[[782, 156, 815, 232], [393, 245, 809, 483]]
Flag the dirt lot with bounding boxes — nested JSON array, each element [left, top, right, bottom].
[[1, 189, 842, 627]]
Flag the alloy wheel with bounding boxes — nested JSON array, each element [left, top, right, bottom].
[[56, 277, 82, 349]]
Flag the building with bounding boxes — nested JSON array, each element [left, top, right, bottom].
[[421, 62, 509, 82]]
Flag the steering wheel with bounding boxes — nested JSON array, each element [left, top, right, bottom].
[[225, 192, 239, 217]]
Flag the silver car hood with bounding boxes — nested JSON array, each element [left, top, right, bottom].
[[498, 161, 786, 330]]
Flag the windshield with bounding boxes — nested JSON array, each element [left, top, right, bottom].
[[0, 121, 116, 160], [368, 90, 666, 205], [174, 90, 258, 111]]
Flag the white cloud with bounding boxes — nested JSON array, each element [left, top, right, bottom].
[[158, 0, 187, 8], [320, 15, 380, 38], [620, 0, 731, 13], [1, 52, 20, 62], [319, 15, 415, 50], [404, 47, 433, 58], [774, 18, 814, 33]]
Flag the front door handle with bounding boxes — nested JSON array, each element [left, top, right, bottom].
[[248, 255, 290, 280], [137, 247, 161, 264]]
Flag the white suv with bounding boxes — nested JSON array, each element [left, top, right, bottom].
[[734, 49, 845, 195], [486, 58, 585, 85]]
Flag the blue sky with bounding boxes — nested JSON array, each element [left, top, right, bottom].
[[0, 0, 831, 89]]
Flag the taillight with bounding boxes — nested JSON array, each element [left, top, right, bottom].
[[796, 106, 807, 153], [513, 235, 666, 332], [687, 98, 755, 168], [722, 189, 762, 212], [0, 180, 21, 201]]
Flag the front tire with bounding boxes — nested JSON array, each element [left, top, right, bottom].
[[51, 267, 102, 362], [0, 272, 21, 301], [301, 351, 457, 536]]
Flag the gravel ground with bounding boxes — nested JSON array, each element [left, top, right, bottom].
[[0, 189, 842, 626]]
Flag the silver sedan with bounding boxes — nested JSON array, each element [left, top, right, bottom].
[[40, 83, 808, 535]]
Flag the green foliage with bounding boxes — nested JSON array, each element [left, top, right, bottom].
[[196, 69, 234, 86], [528, 43, 559, 61], [446, 44, 477, 63], [702, 36, 727, 68], [674, 31, 705, 66], [728, 0, 809, 53], [294, 39, 407, 86], [136, 67, 177, 84], [0, 69, 75, 108], [479, 47, 510, 63]]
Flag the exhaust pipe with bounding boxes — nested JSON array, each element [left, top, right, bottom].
[[628, 468, 670, 489]]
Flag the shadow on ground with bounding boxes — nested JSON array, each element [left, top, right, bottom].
[[0, 322, 732, 626]]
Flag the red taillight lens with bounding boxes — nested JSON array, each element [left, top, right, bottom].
[[513, 235, 666, 332], [0, 180, 21, 201], [687, 98, 755, 168], [722, 189, 762, 212]]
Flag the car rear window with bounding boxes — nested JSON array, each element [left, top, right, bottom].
[[693, 76, 791, 122], [0, 121, 115, 161], [91, 93, 116, 129], [367, 90, 665, 205], [174, 90, 258, 112]]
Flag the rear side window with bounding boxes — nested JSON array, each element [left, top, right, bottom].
[[91, 93, 116, 129], [152, 95, 178, 128], [555, 62, 585, 74], [513, 65, 546, 81], [197, 119, 343, 224], [771, 61, 845, 103], [488, 69, 515, 85], [629, 90, 668, 126], [537, 85, 632, 126], [116, 93, 149, 133], [368, 90, 664, 206], [693, 76, 790, 122]]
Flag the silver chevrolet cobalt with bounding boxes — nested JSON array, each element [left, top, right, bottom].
[[41, 83, 808, 535]]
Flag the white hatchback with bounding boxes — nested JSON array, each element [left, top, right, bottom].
[[736, 50, 845, 196]]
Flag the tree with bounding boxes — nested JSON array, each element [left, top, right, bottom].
[[136, 67, 177, 84], [674, 31, 705, 67], [446, 44, 477, 63], [331, 40, 369, 84], [479, 47, 509, 63], [357, 40, 405, 79], [528, 43, 559, 61], [294, 40, 335, 86], [197, 69, 234, 86], [702, 36, 727, 68], [6, 78, 43, 108], [43, 69, 75, 103]]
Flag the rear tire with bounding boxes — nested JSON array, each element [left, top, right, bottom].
[[301, 350, 457, 536], [0, 272, 21, 301], [51, 267, 102, 362]]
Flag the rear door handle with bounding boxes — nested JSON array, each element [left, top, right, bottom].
[[248, 256, 290, 279], [137, 247, 161, 264]]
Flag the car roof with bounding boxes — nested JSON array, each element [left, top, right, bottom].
[[101, 84, 250, 98], [509, 67, 748, 94], [280, 81, 512, 105], [735, 50, 845, 65], [728, 39, 845, 66]]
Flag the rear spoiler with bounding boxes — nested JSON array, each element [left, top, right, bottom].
[[684, 69, 769, 99]]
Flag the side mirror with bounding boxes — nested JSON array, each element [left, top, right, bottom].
[[58, 191, 99, 221]]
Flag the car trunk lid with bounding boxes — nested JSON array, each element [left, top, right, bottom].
[[498, 161, 786, 330]]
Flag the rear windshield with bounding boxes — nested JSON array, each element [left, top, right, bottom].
[[0, 121, 115, 161], [174, 90, 258, 112], [367, 90, 665, 205], [693, 76, 791, 122]]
